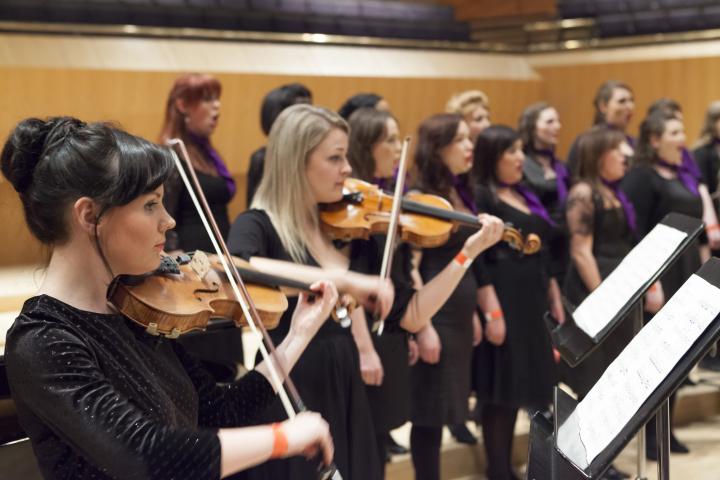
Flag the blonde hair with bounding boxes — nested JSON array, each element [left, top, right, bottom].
[[252, 104, 349, 263], [446, 90, 490, 118]]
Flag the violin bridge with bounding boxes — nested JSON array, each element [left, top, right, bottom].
[[190, 250, 212, 279]]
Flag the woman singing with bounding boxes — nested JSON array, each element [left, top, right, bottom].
[[227, 104, 395, 479]]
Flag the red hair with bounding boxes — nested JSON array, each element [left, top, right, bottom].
[[159, 73, 222, 168]]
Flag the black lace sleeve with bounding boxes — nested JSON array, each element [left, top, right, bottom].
[[565, 183, 595, 237]]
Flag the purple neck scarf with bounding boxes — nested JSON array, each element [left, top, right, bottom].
[[656, 149, 700, 196], [373, 167, 408, 194], [601, 178, 637, 233], [186, 132, 236, 198], [535, 148, 569, 203], [451, 175, 478, 215], [498, 181, 555, 226]]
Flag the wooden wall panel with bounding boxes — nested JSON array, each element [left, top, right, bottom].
[[536, 56, 720, 158], [0, 67, 541, 266]]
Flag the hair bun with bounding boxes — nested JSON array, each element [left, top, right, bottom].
[[1, 116, 84, 194]]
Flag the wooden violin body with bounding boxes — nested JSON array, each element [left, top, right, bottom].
[[108, 252, 285, 338], [320, 178, 541, 254]]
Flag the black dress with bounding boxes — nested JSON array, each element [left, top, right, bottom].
[[410, 219, 489, 426], [5, 295, 275, 480], [621, 164, 703, 299], [523, 152, 569, 282], [364, 241, 416, 434], [227, 209, 381, 480], [561, 191, 638, 398], [164, 168, 242, 381], [246, 147, 265, 208], [472, 186, 557, 410]]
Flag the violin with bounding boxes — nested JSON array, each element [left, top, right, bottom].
[[320, 178, 541, 255], [108, 251, 353, 339]]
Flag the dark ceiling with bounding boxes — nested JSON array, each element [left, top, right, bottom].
[[1, 0, 720, 50]]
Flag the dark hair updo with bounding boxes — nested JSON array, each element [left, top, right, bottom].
[[1, 116, 174, 245]]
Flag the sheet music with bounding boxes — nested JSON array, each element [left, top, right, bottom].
[[573, 223, 687, 338], [559, 274, 720, 468]]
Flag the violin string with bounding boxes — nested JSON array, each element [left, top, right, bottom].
[[374, 136, 411, 335], [167, 140, 296, 418]]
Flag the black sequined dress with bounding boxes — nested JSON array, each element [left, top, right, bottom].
[[5, 295, 275, 480]]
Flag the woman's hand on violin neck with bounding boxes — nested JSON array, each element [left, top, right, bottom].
[[289, 280, 339, 339], [344, 275, 395, 321], [282, 412, 334, 465], [464, 214, 505, 258], [359, 346, 384, 386]]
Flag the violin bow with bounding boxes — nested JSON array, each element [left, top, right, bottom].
[[166, 139, 341, 480], [372, 136, 412, 335]]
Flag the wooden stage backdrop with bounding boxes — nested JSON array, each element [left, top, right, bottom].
[[2, 44, 720, 266]]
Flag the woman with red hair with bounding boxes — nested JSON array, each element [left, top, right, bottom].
[[159, 73, 242, 383]]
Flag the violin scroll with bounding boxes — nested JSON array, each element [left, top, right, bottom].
[[522, 233, 542, 255]]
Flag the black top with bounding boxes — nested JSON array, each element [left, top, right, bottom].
[[410, 189, 491, 426], [164, 169, 232, 252], [6, 295, 275, 480], [693, 142, 720, 213], [472, 185, 557, 409], [522, 152, 566, 218], [621, 164, 703, 298], [246, 147, 266, 208], [561, 189, 637, 398], [227, 209, 382, 479], [523, 151, 569, 280]]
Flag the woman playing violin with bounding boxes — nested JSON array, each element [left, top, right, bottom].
[[227, 104, 394, 480], [2, 117, 337, 480], [346, 107, 504, 478], [407, 113, 504, 480]]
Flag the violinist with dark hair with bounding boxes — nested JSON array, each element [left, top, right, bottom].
[[345, 107, 504, 477], [2, 116, 337, 480]]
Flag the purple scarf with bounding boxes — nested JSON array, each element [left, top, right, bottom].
[[451, 175, 478, 215], [373, 167, 409, 194], [498, 181, 555, 226], [187, 132, 236, 198], [535, 148, 570, 203], [601, 178, 637, 233], [657, 149, 700, 196]]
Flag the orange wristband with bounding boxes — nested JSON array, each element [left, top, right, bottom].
[[707, 224, 720, 232], [485, 309, 503, 322], [648, 284, 658, 292], [454, 251, 473, 269], [270, 423, 288, 458]]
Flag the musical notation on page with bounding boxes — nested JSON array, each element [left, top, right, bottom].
[[559, 274, 720, 468], [572, 224, 687, 338]]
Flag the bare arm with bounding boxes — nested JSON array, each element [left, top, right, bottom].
[[248, 256, 393, 320], [477, 284, 505, 345], [218, 411, 332, 478], [399, 214, 505, 333]]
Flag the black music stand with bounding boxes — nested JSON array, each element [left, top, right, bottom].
[[546, 213, 703, 367], [527, 258, 720, 480]]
